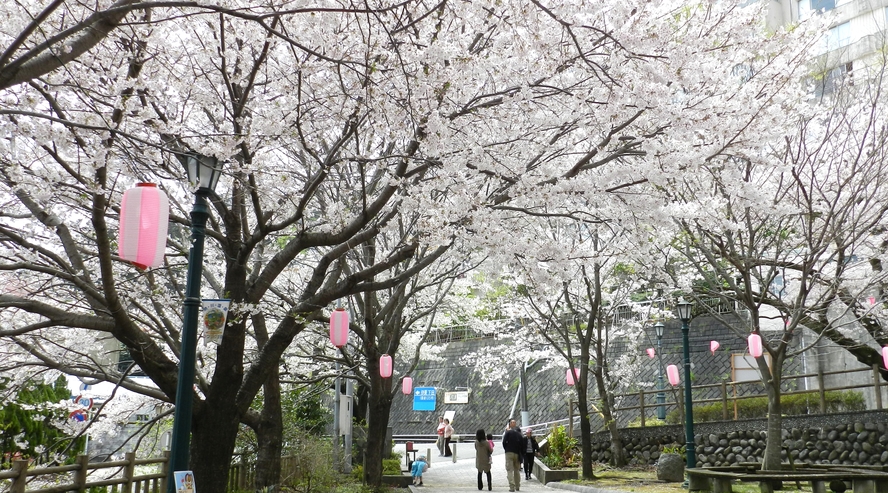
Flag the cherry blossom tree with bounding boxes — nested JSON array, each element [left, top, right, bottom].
[[665, 51, 888, 470], [0, 0, 819, 488]]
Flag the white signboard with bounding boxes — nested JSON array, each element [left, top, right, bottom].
[[732, 354, 770, 382], [444, 391, 469, 404]]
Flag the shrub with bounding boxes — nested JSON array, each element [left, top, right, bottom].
[[282, 435, 340, 493], [382, 458, 402, 475], [666, 390, 865, 424], [628, 416, 667, 428], [541, 425, 579, 469]]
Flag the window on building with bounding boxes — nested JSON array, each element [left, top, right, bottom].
[[117, 343, 147, 376], [826, 21, 851, 50], [799, 0, 851, 20], [799, 0, 833, 19], [814, 62, 853, 99]]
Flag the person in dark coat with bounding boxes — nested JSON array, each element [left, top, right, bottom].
[[475, 429, 493, 490], [522, 428, 540, 480], [502, 419, 524, 492]]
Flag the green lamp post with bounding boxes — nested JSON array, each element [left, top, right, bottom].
[[167, 153, 224, 493], [677, 300, 696, 470]]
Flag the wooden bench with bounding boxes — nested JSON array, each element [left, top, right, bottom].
[[687, 467, 888, 493]]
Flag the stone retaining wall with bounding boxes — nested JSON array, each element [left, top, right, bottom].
[[588, 410, 888, 467]]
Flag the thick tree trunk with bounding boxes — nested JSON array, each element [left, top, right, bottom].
[[761, 380, 783, 470], [593, 367, 626, 467], [363, 377, 393, 487], [190, 399, 241, 493], [575, 375, 597, 479], [254, 367, 283, 492]]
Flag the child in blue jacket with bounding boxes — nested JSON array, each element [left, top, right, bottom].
[[411, 455, 429, 486]]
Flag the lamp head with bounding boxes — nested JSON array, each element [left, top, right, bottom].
[[676, 300, 693, 321], [654, 322, 664, 338], [179, 152, 223, 193]]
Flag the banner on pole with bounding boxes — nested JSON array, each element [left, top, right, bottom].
[[201, 299, 231, 344]]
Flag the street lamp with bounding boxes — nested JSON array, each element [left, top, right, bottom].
[[654, 322, 666, 420], [676, 300, 696, 470], [168, 153, 224, 492]]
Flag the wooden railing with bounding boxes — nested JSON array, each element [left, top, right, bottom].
[[615, 365, 884, 428], [0, 452, 168, 493], [0, 451, 306, 493]]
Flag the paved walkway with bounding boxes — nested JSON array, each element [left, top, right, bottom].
[[394, 442, 614, 493]]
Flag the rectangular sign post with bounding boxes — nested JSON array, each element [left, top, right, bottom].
[[413, 387, 436, 411]]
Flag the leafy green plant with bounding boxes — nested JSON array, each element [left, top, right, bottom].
[[662, 443, 685, 456], [665, 390, 864, 424], [0, 375, 86, 467], [382, 458, 401, 475], [281, 434, 340, 493], [628, 416, 667, 428], [542, 425, 579, 469]]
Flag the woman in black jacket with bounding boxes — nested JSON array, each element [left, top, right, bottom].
[[522, 428, 540, 480]]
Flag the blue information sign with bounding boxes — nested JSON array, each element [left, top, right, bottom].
[[413, 387, 436, 411]]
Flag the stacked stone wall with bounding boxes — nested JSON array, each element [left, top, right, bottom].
[[588, 410, 888, 467]]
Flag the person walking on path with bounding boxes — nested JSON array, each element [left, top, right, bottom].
[[502, 419, 524, 492], [436, 416, 446, 456], [443, 418, 454, 457], [475, 429, 493, 490], [522, 428, 540, 480]]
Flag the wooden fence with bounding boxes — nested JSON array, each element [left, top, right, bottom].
[[1, 451, 306, 493], [0, 452, 167, 493], [616, 365, 885, 428]]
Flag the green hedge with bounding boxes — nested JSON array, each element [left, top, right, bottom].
[[666, 390, 865, 424]]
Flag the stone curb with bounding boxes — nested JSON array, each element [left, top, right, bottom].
[[545, 483, 631, 493]]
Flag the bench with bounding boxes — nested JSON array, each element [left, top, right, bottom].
[[687, 467, 888, 493]]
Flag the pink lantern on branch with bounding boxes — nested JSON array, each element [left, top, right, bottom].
[[566, 368, 580, 386], [118, 183, 169, 269], [882, 347, 888, 370], [646, 348, 656, 359], [329, 308, 349, 348], [666, 365, 680, 386], [869, 297, 877, 306], [380, 354, 393, 378], [402, 376, 413, 394], [748, 333, 763, 358], [710, 341, 720, 355]]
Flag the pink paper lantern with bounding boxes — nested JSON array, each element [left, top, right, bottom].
[[380, 354, 393, 378], [646, 348, 656, 359], [710, 341, 720, 354], [566, 368, 580, 386], [882, 347, 888, 370], [748, 333, 763, 358], [118, 183, 169, 269], [402, 376, 413, 395], [666, 365, 680, 386], [329, 308, 349, 348], [869, 297, 877, 306]]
